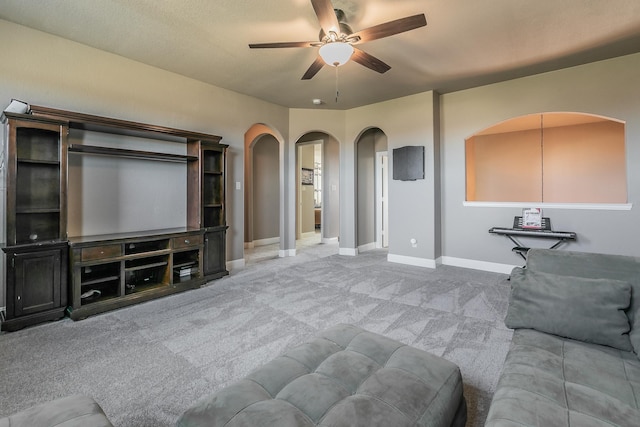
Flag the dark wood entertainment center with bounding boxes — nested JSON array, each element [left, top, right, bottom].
[[1, 104, 228, 331]]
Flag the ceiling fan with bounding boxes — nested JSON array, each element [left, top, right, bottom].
[[249, 0, 427, 80]]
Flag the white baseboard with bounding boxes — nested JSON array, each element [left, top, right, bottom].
[[254, 237, 280, 247], [339, 247, 358, 256], [322, 237, 338, 244], [439, 256, 516, 274], [387, 253, 437, 269], [279, 249, 296, 257], [226, 259, 245, 271], [357, 242, 376, 253], [245, 237, 280, 249], [301, 231, 316, 238]]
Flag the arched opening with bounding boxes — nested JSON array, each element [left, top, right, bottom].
[[244, 124, 284, 265], [295, 132, 340, 253], [355, 127, 388, 251], [466, 112, 627, 203]]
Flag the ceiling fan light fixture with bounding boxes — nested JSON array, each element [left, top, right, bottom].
[[319, 41, 354, 67]]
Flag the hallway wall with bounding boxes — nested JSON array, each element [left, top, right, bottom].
[[252, 135, 279, 242]]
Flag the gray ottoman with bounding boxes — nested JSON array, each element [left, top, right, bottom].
[[0, 394, 113, 427], [177, 324, 466, 427]]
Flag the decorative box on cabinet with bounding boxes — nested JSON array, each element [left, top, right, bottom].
[[2, 242, 68, 331], [67, 228, 205, 320]]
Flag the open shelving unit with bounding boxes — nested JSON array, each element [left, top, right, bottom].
[[12, 123, 66, 245], [68, 229, 204, 319]]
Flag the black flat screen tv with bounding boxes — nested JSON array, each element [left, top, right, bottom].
[[392, 146, 424, 181]]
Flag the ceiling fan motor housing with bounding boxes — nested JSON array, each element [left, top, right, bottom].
[[318, 10, 353, 42]]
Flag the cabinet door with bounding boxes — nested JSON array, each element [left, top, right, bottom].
[[203, 229, 227, 276], [12, 248, 62, 316]]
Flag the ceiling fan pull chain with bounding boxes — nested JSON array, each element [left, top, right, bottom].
[[335, 66, 339, 103]]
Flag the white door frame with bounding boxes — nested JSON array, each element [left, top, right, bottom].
[[375, 151, 389, 248]]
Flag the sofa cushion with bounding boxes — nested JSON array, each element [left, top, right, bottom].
[[176, 323, 466, 427], [524, 248, 640, 355], [485, 329, 640, 427], [0, 394, 113, 427], [505, 268, 632, 351]]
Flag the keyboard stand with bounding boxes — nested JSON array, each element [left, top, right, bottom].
[[489, 217, 577, 260]]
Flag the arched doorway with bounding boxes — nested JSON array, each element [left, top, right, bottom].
[[356, 128, 388, 251], [244, 124, 284, 264], [295, 132, 340, 253]]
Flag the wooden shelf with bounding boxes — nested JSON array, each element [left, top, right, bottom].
[[68, 144, 198, 163], [174, 261, 197, 269], [81, 276, 119, 287], [30, 104, 223, 144], [125, 261, 168, 272], [16, 208, 61, 214], [17, 158, 60, 165]]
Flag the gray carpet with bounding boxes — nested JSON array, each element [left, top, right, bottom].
[[0, 244, 513, 427]]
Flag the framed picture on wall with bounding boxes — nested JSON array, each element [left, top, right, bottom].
[[301, 168, 314, 185]]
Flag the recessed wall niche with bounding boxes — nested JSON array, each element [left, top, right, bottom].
[[465, 112, 627, 203]]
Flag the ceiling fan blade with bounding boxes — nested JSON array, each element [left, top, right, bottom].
[[351, 14, 427, 43], [311, 0, 340, 35], [249, 41, 316, 49], [351, 48, 391, 74], [302, 56, 325, 80]]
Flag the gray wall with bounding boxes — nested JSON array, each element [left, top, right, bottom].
[[67, 130, 188, 237], [357, 132, 375, 247], [356, 128, 387, 248], [322, 135, 340, 240], [252, 135, 279, 241], [440, 53, 640, 267], [347, 92, 440, 265]]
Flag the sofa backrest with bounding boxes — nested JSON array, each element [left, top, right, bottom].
[[526, 249, 640, 284]]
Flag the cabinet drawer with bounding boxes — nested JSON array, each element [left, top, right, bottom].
[[81, 244, 122, 261], [172, 234, 203, 249]]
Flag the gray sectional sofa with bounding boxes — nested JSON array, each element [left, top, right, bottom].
[[485, 248, 640, 426]]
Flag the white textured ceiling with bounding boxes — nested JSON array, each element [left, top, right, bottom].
[[1, 0, 640, 110]]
